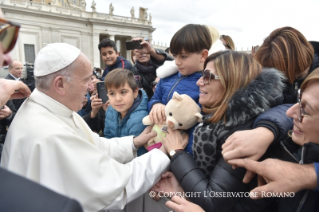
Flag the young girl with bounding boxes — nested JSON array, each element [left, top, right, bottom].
[[148, 24, 212, 154]]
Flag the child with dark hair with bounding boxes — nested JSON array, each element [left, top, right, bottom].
[[104, 68, 148, 156], [148, 24, 212, 154], [98, 38, 132, 80]]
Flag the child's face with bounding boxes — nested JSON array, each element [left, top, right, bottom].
[[173, 50, 207, 76], [100, 46, 118, 67], [107, 82, 139, 119]]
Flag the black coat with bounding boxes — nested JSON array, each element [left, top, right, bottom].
[[170, 68, 285, 212], [0, 100, 16, 140], [0, 167, 83, 212]]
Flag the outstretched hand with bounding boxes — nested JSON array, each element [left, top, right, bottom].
[[228, 158, 317, 199]]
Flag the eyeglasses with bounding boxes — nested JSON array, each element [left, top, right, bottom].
[[298, 89, 319, 123], [0, 18, 20, 54], [202, 69, 220, 85]]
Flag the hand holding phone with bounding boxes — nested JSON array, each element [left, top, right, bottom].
[[126, 40, 143, 50], [96, 81, 109, 104]]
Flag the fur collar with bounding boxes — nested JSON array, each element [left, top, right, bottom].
[[222, 68, 285, 127]]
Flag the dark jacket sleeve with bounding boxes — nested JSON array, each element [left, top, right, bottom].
[[171, 152, 249, 212], [0, 168, 83, 212], [150, 48, 174, 67], [253, 104, 293, 144], [171, 152, 274, 212]]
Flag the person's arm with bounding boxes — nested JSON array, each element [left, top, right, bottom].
[[103, 148, 170, 210], [253, 104, 293, 144], [132, 38, 167, 61], [222, 104, 293, 162], [228, 158, 318, 198], [0, 79, 31, 108], [148, 79, 166, 124], [150, 48, 174, 65]]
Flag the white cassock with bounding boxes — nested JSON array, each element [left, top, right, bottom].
[[1, 89, 170, 212]]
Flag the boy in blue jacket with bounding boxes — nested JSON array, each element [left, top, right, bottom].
[[148, 24, 212, 154], [104, 68, 148, 156]]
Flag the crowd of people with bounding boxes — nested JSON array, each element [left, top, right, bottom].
[[1, 4, 319, 212]]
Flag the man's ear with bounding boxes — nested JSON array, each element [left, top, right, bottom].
[[116, 51, 120, 56], [52, 76, 67, 96], [200, 49, 209, 63]]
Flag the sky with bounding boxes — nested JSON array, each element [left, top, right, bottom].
[[86, 0, 319, 50]]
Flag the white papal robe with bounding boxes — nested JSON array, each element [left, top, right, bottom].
[[1, 89, 170, 212]]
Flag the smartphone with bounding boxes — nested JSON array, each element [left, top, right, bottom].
[[134, 75, 142, 88], [96, 81, 108, 104], [126, 40, 143, 50]]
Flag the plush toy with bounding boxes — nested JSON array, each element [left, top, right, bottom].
[[143, 92, 202, 151]]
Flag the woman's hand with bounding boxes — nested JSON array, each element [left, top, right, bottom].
[[149, 103, 166, 124], [166, 196, 205, 212], [162, 128, 188, 153]]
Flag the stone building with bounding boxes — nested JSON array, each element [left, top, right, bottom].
[[0, 0, 166, 71]]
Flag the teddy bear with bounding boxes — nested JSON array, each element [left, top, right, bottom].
[[142, 92, 202, 151]]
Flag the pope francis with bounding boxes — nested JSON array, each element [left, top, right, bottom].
[[1, 43, 170, 211]]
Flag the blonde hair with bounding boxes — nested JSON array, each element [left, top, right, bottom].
[[206, 25, 220, 45], [300, 67, 319, 91], [202, 51, 262, 123]]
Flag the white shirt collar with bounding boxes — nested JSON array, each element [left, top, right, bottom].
[[9, 73, 20, 81]]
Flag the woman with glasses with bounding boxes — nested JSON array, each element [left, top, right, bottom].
[[223, 27, 319, 179], [152, 50, 285, 211]]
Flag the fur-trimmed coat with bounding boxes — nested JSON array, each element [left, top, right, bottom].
[[193, 68, 285, 177], [171, 68, 285, 212]]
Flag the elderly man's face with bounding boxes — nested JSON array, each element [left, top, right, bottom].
[[65, 54, 93, 112]]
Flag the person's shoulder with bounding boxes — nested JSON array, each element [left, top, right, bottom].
[[119, 56, 133, 69], [4, 74, 13, 80]]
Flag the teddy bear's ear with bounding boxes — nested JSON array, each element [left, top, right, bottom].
[[195, 113, 203, 122], [142, 115, 154, 125], [172, 92, 183, 101]]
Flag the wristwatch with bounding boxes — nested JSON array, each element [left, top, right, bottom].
[[169, 149, 184, 159]]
